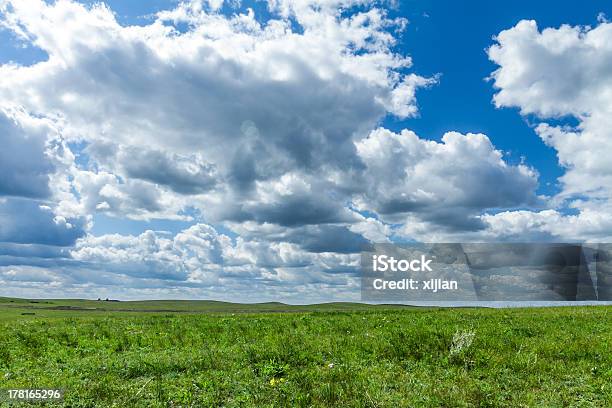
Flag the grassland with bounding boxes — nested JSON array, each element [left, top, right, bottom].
[[0, 298, 610, 407]]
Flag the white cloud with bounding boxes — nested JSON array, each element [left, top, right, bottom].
[[63, 223, 360, 300], [483, 205, 612, 242], [489, 20, 612, 118], [0, 1, 563, 298], [383, 74, 438, 118], [354, 128, 540, 232], [487, 19, 612, 240], [0, 0, 437, 224], [0, 0, 535, 235], [72, 170, 191, 221]]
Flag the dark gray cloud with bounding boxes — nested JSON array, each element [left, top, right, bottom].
[[0, 112, 53, 199], [89, 145, 218, 195], [0, 198, 86, 246], [294, 225, 371, 254], [222, 194, 356, 227], [227, 222, 370, 254], [0, 242, 70, 259], [354, 129, 541, 232]]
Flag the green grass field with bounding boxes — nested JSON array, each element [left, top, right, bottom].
[[0, 298, 610, 407]]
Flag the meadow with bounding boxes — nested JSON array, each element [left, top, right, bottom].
[[0, 297, 610, 407]]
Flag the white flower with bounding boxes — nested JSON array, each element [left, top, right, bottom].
[[450, 329, 476, 356]]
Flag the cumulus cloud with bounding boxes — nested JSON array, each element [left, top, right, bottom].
[[0, 197, 86, 246], [0, 0, 421, 179], [0, 106, 87, 247], [487, 19, 612, 240], [65, 223, 361, 300], [0, 0, 556, 298], [354, 128, 540, 232], [0, 0, 445, 224], [488, 20, 612, 118], [72, 170, 190, 221], [84, 142, 218, 195]]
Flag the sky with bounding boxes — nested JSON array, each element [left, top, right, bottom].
[[0, 0, 611, 302]]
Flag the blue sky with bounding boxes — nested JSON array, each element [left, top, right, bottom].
[[1, 0, 611, 300], [388, 0, 609, 197]]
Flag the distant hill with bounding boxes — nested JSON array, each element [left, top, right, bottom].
[[0, 297, 425, 318]]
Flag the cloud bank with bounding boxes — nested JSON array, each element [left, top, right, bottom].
[[0, 0, 608, 299]]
